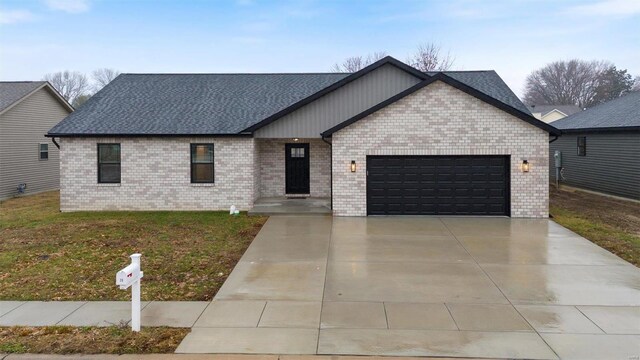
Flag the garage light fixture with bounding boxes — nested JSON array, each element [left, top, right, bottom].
[[521, 160, 530, 173], [350, 160, 356, 172], [293, 138, 299, 142]]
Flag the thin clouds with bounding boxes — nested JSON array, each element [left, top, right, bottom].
[[0, 9, 37, 24], [569, 0, 640, 17], [44, 0, 90, 13]]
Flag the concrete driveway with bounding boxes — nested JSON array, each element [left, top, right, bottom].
[[177, 216, 640, 359]]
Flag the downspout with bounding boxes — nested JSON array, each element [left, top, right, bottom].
[[51, 137, 60, 149], [321, 135, 332, 211], [549, 132, 560, 188]]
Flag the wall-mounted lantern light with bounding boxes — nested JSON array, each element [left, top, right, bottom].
[[521, 160, 530, 173], [350, 160, 357, 172]]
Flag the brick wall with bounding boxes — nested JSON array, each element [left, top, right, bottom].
[[258, 139, 331, 198], [59, 137, 256, 211], [332, 81, 549, 218]]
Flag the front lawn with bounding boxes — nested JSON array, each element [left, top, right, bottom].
[[550, 186, 640, 267], [0, 191, 266, 301], [0, 326, 188, 354]]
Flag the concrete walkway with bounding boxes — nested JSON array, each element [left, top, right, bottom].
[[176, 216, 640, 359], [0, 355, 489, 360], [0, 301, 209, 327]]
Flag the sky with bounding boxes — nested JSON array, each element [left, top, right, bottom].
[[1, 0, 639, 97]]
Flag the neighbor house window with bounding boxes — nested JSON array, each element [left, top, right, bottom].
[[98, 143, 121, 183], [39, 143, 48, 160], [577, 137, 586, 156], [191, 144, 214, 183]]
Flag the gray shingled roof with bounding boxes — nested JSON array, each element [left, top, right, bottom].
[[49, 66, 532, 136], [527, 104, 582, 117], [0, 81, 46, 113], [49, 74, 349, 135], [550, 92, 640, 130], [429, 71, 532, 115]]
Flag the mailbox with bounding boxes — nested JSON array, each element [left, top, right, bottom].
[[116, 263, 141, 289], [116, 253, 143, 332]]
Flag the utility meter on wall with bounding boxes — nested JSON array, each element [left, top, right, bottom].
[[554, 150, 562, 168]]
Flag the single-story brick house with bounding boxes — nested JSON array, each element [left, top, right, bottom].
[[47, 57, 559, 217]]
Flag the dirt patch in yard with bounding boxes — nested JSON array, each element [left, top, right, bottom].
[[0, 326, 189, 354], [0, 191, 267, 301], [550, 186, 640, 266]]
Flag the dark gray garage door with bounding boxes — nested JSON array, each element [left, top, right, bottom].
[[367, 156, 510, 216]]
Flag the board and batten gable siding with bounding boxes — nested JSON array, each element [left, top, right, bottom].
[[550, 132, 640, 200], [0, 87, 69, 200], [254, 64, 421, 138]]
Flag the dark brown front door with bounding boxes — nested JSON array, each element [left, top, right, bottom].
[[285, 143, 310, 194]]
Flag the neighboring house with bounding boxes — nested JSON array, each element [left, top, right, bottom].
[[47, 57, 559, 217], [549, 92, 640, 200], [0, 82, 73, 200], [527, 104, 582, 123]]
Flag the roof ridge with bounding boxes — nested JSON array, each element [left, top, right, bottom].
[[443, 70, 495, 73], [0, 80, 46, 83], [120, 72, 352, 76]]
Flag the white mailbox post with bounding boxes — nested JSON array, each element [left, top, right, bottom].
[[116, 253, 143, 332]]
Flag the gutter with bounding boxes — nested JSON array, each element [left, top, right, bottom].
[[51, 137, 60, 149], [45, 133, 254, 138], [549, 134, 559, 143]]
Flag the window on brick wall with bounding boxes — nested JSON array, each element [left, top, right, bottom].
[[191, 143, 214, 183], [577, 137, 586, 156], [98, 143, 121, 183]]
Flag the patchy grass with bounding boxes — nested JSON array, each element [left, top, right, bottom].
[[0, 326, 189, 354], [550, 186, 640, 267], [0, 191, 267, 301]]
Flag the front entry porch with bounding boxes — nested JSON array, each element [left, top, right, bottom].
[[248, 196, 331, 215]]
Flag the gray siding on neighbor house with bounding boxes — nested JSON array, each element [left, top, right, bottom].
[[550, 132, 640, 199], [0, 87, 70, 200], [255, 64, 421, 138]]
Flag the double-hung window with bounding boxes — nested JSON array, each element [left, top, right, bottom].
[[39, 143, 49, 160], [98, 143, 121, 183], [191, 144, 214, 183], [577, 137, 586, 156]]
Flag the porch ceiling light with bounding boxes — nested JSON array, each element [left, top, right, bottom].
[[351, 160, 356, 173], [521, 160, 530, 173]]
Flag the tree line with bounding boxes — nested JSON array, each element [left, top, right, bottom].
[[523, 60, 638, 108], [331, 43, 455, 72], [43, 68, 120, 108], [332, 43, 639, 109]]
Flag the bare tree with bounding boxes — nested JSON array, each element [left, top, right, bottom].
[[633, 76, 640, 92], [92, 68, 120, 91], [43, 71, 90, 105], [523, 60, 618, 108], [406, 43, 454, 72], [331, 51, 387, 72]]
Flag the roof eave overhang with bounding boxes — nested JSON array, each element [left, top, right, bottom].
[[557, 126, 640, 134], [45, 133, 254, 138], [321, 73, 561, 137]]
